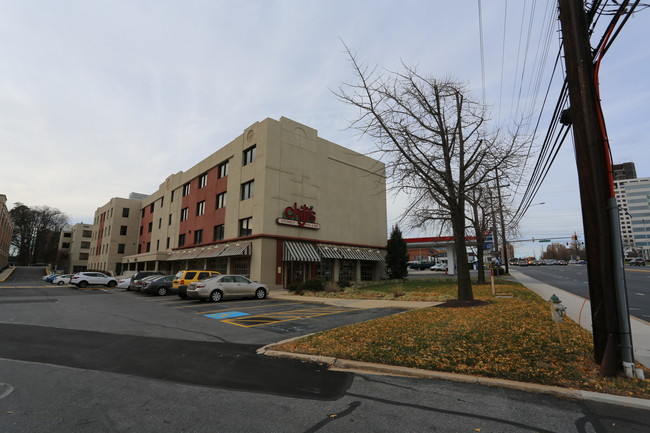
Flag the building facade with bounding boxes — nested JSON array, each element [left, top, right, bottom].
[[56, 223, 94, 273], [0, 194, 13, 269], [87, 195, 147, 275], [92, 117, 387, 288], [615, 177, 650, 258]]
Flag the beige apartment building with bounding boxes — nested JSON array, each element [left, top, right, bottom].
[[0, 194, 13, 269], [56, 223, 93, 273], [92, 117, 387, 288], [87, 195, 147, 275]]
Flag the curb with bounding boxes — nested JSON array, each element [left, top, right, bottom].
[[257, 345, 650, 410], [0, 267, 16, 282]]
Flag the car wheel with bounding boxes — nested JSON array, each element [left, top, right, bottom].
[[107, 281, 117, 288], [255, 288, 267, 299], [57, 281, 65, 285], [157, 287, 167, 296], [78, 281, 88, 288], [210, 290, 223, 302]]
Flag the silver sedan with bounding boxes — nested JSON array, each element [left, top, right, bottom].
[[186, 275, 270, 302]]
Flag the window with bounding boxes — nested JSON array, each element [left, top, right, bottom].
[[182, 183, 191, 196], [148, 222, 153, 232], [149, 203, 154, 213], [218, 160, 229, 178], [82, 230, 92, 238], [169, 214, 172, 225], [171, 190, 175, 202], [231, 258, 251, 278], [120, 226, 127, 236], [137, 244, 142, 254], [139, 226, 143, 235], [156, 240, 160, 251], [239, 217, 252, 237], [146, 242, 151, 253], [122, 208, 130, 218], [243, 145, 256, 166], [196, 200, 205, 216], [166, 237, 170, 249], [158, 218, 161, 229], [180, 208, 189, 221], [178, 234, 186, 247], [194, 229, 203, 245], [241, 180, 254, 201], [79, 253, 89, 260], [216, 192, 227, 209], [63, 232, 71, 238], [117, 244, 125, 254], [62, 242, 70, 248], [213, 224, 224, 241], [160, 197, 164, 207], [199, 173, 208, 188], [80, 241, 91, 249], [141, 209, 145, 218]]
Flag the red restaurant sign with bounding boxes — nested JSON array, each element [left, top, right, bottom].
[[276, 202, 320, 229]]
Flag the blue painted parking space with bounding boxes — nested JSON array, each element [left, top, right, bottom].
[[205, 311, 249, 320]]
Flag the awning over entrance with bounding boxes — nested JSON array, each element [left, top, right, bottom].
[[357, 249, 385, 261], [167, 250, 189, 261], [283, 241, 321, 262], [316, 244, 385, 261], [181, 248, 204, 260], [317, 245, 342, 259], [339, 247, 367, 260], [220, 242, 252, 257], [196, 245, 227, 259]]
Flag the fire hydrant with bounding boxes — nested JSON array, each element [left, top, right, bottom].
[[550, 294, 566, 323]]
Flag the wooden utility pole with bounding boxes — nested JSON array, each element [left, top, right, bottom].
[[558, 0, 620, 375]]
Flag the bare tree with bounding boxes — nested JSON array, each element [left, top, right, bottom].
[[10, 203, 68, 265], [335, 46, 524, 300]]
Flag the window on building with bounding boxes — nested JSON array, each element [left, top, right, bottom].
[[241, 180, 254, 201], [239, 217, 252, 237], [360, 262, 375, 281], [156, 240, 160, 251], [182, 183, 191, 196], [146, 242, 151, 253], [218, 160, 229, 178], [231, 258, 251, 278], [213, 224, 224, 241], [166, 237, 170, 249], [178, 233, 186, 247], [317, 259, 333, 281], [149, 203, 154, 213], [62, 242, 70, 248], [169, 214, 172, 225], [141, 209, 145, 218], [120, 225, 127, 236], [80, 241, 90, 249], [171, 190, 175, 202], [79, 253, 89, 260], [117, 244, 125, 254], [82, 230, 92, 238], [196, 201, 205, 216], [139, 226, 143, 235], [216, 192, 226, 209], [199, 173, 208, 188], [148, 222, 153, 232], [243, 145, 256, 166], [122, 208, 129, 218], [64, 232, 72, 238], [181, 208, 189, 221], [158, 218, 162, 229], [194, 229, 203, 245], [160, 197, 164, 207], [137, 244, 142, 254]]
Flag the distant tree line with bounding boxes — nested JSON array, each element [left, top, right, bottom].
[[541, 242, 586, 261], [10, 203, 68, 266]]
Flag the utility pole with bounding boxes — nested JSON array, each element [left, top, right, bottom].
[[558, 0, 622, 376], [495, 169, 509, 273]]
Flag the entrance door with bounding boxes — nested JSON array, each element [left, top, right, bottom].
[[284, 262, 306, 287]]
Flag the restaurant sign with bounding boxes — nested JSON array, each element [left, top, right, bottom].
[[276, 202, 320, 229]]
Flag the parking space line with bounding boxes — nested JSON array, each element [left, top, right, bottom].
[[222, 306, 360, 328], [197, 302, 306, 314]]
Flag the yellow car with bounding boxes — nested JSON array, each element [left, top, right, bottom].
[[172, 270, 220, 299]]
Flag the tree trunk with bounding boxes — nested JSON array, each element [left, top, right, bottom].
[[451, 207, 473, 301]]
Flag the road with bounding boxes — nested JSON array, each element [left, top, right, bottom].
[[513, 264, 650, 322], [1, 267, 648, 432]]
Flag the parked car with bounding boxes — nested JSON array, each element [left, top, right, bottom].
[[44, 273, 62, 283], [140, 275, 175, 296], [630, 258, 646, 266], [133, 275, 164, 292], [187, 275, 269, 302], [52, 274, 74, 285], [172, 270, 221, 299], [127, 271, 165, 291], [430, 262, 447, 272], [117, 277, 132, 289], [70, 272, 118, 288], [409, 261, 431, 270]]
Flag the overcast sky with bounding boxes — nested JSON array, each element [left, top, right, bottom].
[[1, 0, 648, 258]]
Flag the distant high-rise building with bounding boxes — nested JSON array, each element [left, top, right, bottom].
[[612, 162, 637, 180]]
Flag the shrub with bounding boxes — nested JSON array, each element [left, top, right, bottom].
[[325, 281, 342, 293], [299, 279, 325, 292], [338, 280, 352, 289], [286, 282, 301, 292]]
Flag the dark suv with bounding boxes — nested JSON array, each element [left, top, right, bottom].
[[629, 258, 646, 266], [127, 271, 165, 291]]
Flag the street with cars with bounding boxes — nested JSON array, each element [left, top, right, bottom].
[[1, 266, 649, 432]]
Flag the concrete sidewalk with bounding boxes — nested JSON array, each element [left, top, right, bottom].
[[510, 269, 650, 369], [269, 291, 440, 309]]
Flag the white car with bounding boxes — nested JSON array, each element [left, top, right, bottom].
[[430, 263, 448, 272], [52, 274, 74, 285], [117, 277, 132, 289], [70, 272, 118, 288], [187, 275, 269, 302]]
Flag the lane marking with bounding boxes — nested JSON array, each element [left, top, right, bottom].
[[223, 306, 360, 328]]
